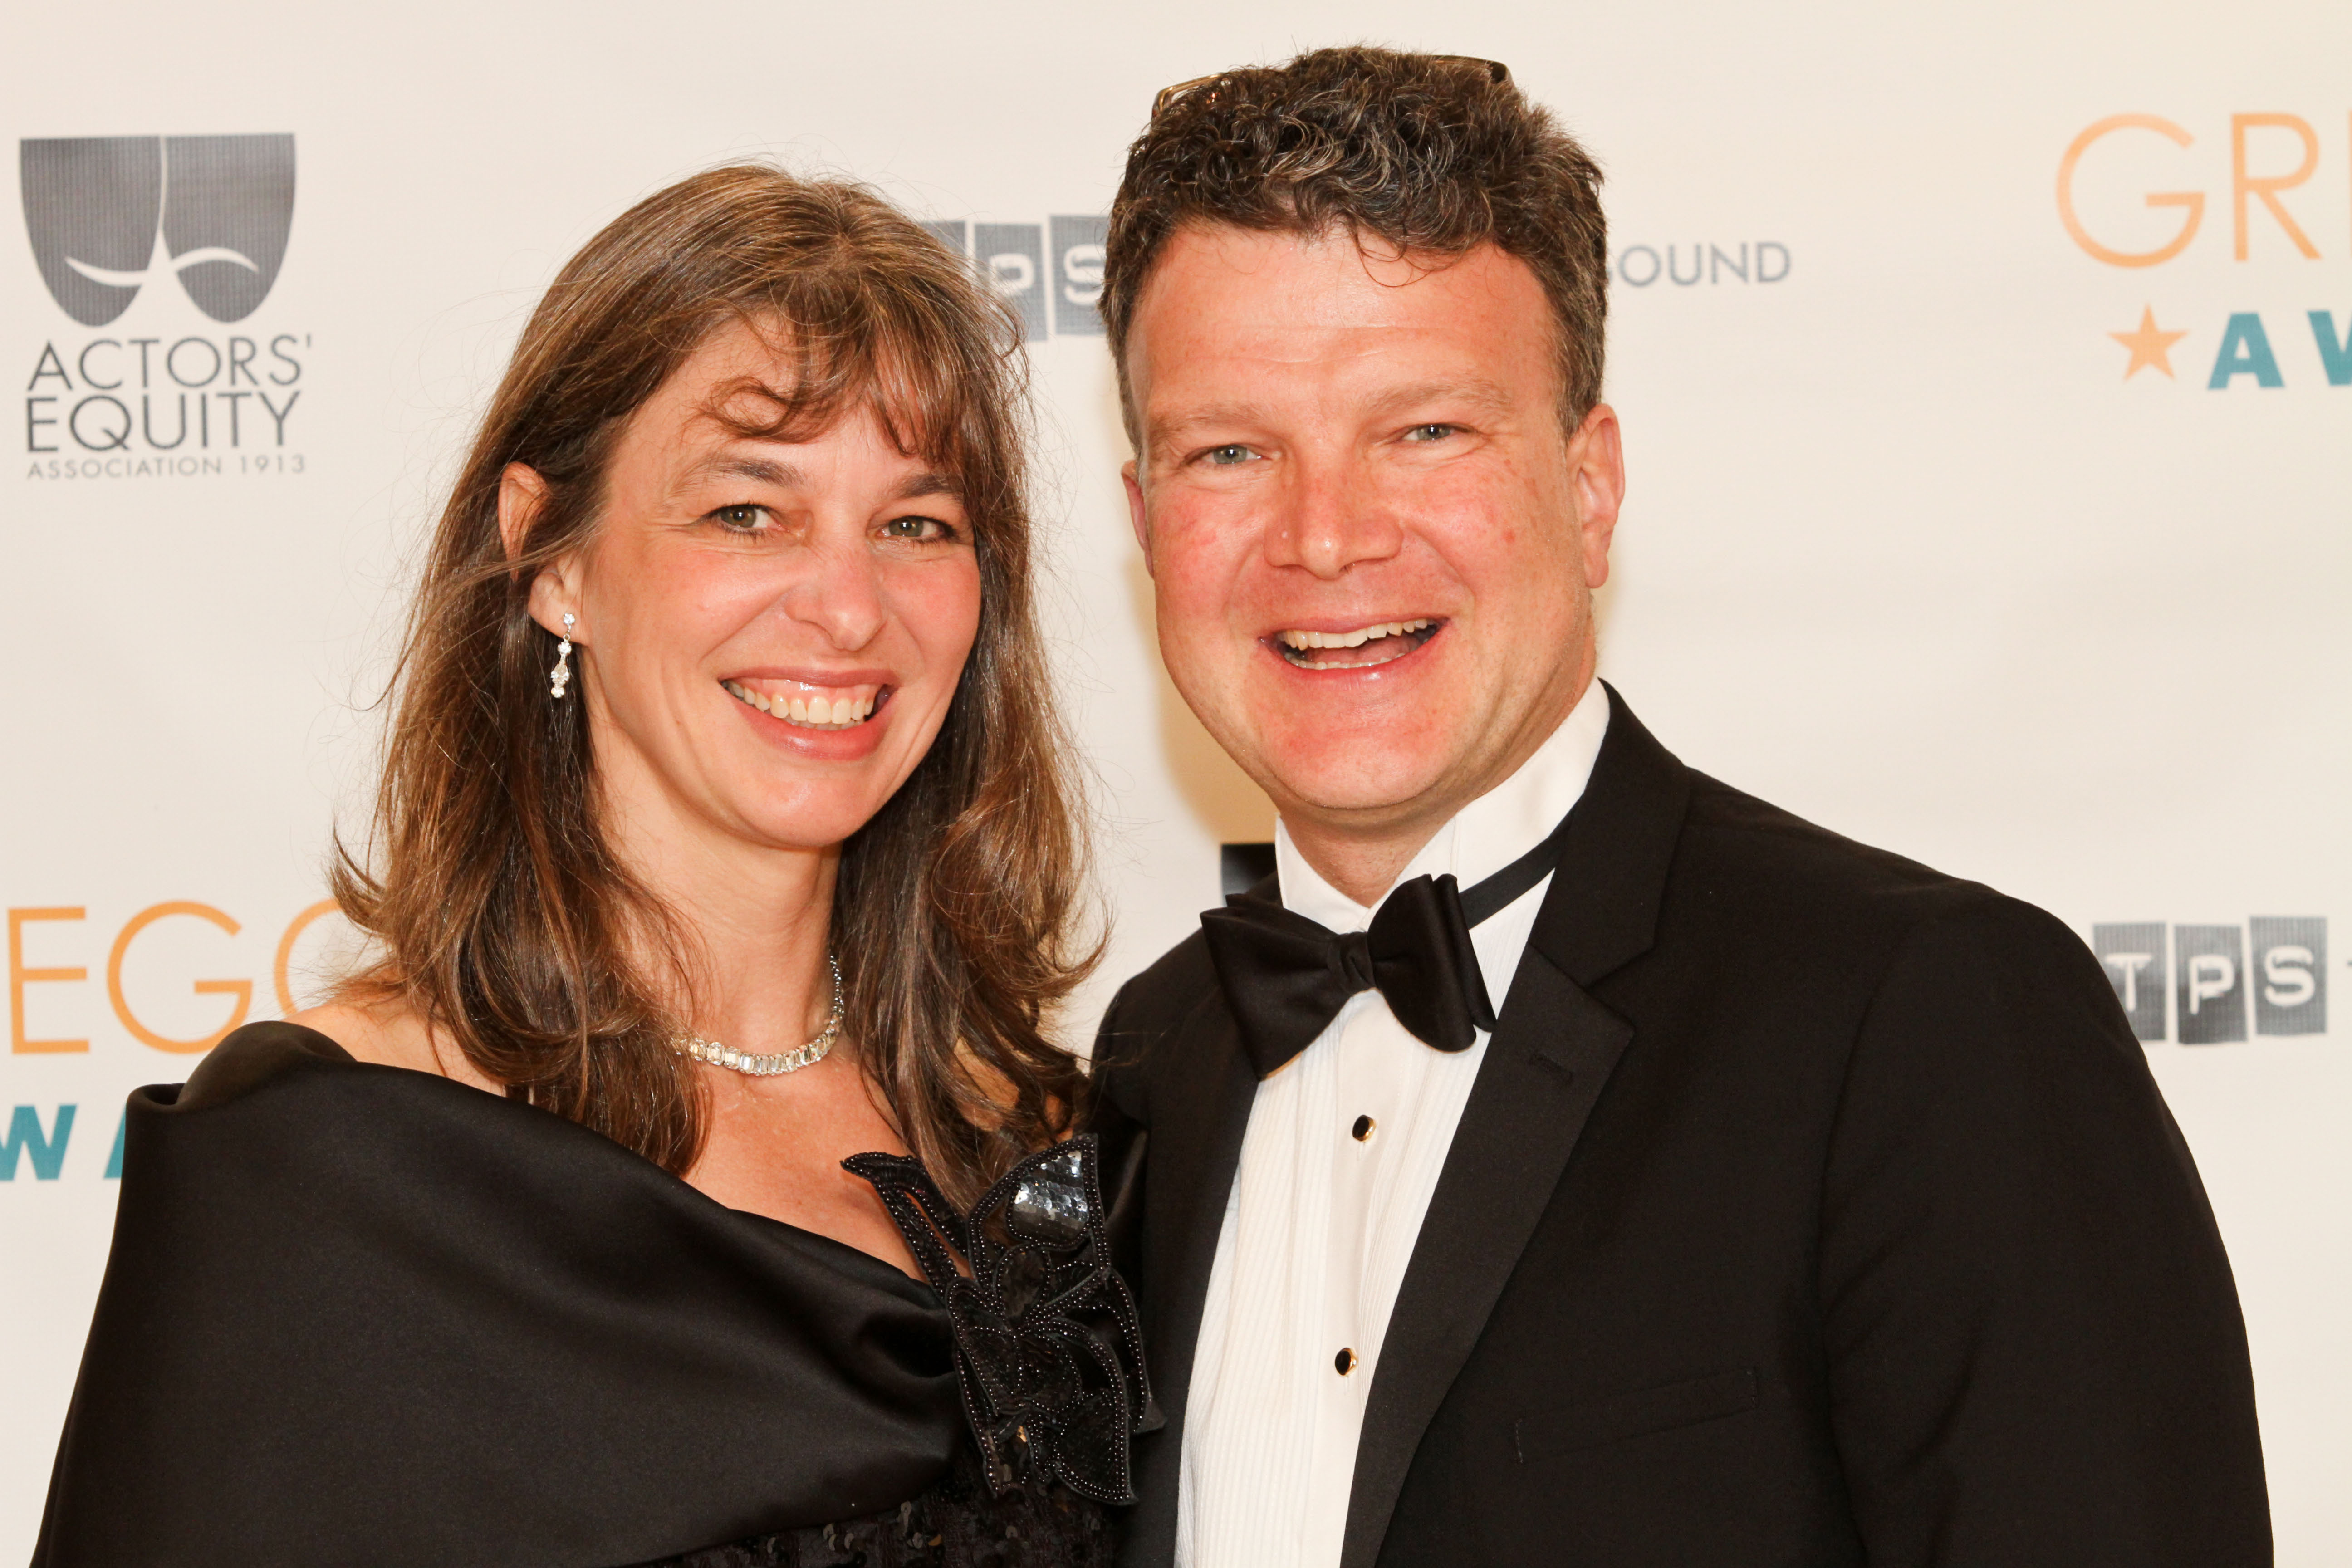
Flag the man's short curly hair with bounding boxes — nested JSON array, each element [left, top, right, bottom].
[[1101, 45, 1608, 441]]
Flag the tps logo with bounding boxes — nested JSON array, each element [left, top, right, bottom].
[[21, 135, 295, 326], [924, 217, 1105, 341], [2056, 112, 2352, 387], [2091, 918, 2328, 1044]]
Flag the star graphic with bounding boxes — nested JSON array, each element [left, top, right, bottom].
[[2110, 306, 2188, 380]]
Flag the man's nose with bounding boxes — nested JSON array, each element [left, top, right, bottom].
[[1261, 458, 1405, 580], [779, 539, 889, 651]]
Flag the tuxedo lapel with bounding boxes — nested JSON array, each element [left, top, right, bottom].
[[1339, 690, 1692, 1568], [1123, 984, 1259, 1566]]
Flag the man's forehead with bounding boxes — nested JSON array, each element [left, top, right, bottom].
[[1131, 233, 1550, 420], [1128, 225, 1550, 382], [1147, 222, 1536, 312]]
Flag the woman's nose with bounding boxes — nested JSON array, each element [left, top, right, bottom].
[[779, 540, 889, 651]]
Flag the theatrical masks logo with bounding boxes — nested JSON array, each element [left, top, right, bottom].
[[22, 136, 294, 325], [19, 134, 309, 479]]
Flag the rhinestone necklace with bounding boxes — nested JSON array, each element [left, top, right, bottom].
[[676, 956, 844, 1077]]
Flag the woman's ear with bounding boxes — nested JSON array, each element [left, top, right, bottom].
[[526, 562, 584, 643], [500, 463, 586, 639], [497, 463, 550, 562]]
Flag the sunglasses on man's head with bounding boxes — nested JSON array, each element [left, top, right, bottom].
[[1151, 56, 1510, 119]]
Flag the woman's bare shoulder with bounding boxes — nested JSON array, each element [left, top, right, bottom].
[[284, 995, 505, 1095]]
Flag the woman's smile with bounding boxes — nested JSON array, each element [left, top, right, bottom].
[[721, 677, 888, 730]]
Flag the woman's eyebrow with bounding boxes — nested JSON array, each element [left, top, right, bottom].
[[679, 454, 812, 490], [892, 471, 961, 501], [673, 455, 960, 505]]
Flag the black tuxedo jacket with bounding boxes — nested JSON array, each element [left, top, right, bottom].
[[1091, 692, 2268, 1568]]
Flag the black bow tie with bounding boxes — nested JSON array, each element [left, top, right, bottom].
[[1200, 812, 1573, 1079]]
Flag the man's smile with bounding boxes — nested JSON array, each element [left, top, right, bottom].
[[1269, 618, 1440, 671]]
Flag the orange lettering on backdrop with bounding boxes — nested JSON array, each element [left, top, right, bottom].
[[273, 899, 343, 1016], [2232, 113, 2322, 260], [8, 907, 89, 1054], [108, 902, 253, 1054], [2058, 115, 2205, 267]]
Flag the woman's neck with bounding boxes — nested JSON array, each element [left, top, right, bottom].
[[600, 772, 843, 1060]]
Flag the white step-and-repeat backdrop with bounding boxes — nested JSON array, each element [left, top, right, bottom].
[[4, 0, 2344, 1558]]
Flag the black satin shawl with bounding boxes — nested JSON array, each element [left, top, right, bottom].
[[34, 1022, 964, 1568]]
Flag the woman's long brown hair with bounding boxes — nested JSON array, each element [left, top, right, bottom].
[[332, 166, 1094, 1205]]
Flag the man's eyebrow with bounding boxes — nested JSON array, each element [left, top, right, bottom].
[[1360, 377, 1519, 420], [1144, 402, 1273, 451], [1145, 379, 1524, 452]]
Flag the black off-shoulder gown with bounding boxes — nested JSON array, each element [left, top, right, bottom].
[[34, 1022, 1145, 1568]]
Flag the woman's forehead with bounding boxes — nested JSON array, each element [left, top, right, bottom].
[[656, 318, 962, 467]]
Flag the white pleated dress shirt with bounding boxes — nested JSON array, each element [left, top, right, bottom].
[[1176, 681, 1612, 1568]]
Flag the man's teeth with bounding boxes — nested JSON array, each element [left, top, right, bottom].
[[722, 680, 881, 730], [1275, 619, 1432, 651]]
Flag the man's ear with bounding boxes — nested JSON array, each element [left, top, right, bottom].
[[499, 462, 586, 638], [1122, 459, 1153, 575], [1568, 403, 1625, 591]]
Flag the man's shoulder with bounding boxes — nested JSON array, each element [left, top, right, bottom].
[[1662, 768, 2090, 981], [1087, 923, 1230, 1119], [1679, 769, 1975, 904], [1098, 926, 1224, 1048]]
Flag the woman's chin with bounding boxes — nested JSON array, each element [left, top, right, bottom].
[[727, 801, 875, 856]]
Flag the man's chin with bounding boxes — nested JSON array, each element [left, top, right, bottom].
[[1254, 745, 1463, 828]]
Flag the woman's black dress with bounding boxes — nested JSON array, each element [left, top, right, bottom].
[[34, 1022, 1151, 1568]]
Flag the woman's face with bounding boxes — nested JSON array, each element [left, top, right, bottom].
[[525, 320, 983, 858]]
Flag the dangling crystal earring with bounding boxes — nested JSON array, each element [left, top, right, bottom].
[[548, 613, 575, 701]]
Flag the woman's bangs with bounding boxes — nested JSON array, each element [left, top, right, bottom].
[[702, 291, 985, 490]]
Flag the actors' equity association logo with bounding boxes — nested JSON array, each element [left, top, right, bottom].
[[22, 136, 295, 326], [19, 133, 310, 480]]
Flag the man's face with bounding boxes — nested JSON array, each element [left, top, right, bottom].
[[1122, 225, 1622, 843]]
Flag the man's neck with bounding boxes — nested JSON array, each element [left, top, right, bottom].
[[1280, 816, 1446, 909], [1279, 676, 1597, 908]]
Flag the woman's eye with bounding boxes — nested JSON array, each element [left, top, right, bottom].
[[1402, 423, 1457, 443], [881, 514, 949, 542], [710, 504, 767, 532]]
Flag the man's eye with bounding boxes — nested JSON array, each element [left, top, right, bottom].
[[710, 504, 767, 531], [1203, 444, 1257, 467], [1402, 423, 1457, 442]]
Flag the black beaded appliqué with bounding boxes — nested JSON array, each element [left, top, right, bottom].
[[844, 1137, 1154, 1506]]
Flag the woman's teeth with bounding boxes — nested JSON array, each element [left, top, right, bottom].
[[723, 680, 881, 730], [1275, 619, 1434, 668]]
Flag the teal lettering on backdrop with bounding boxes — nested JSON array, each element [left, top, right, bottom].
[[1, 1106, 76, 1181], [104, 1112, 125, 1180], [2307, 311, 2352, 386], [2209, 313, 2285, 388]]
